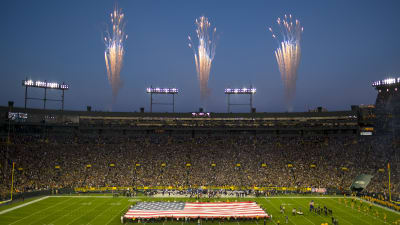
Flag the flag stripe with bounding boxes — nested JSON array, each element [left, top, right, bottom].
[[124, 202, 268, 219]]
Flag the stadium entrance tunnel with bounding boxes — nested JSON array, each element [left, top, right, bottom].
[[350, 174, 373, 192]]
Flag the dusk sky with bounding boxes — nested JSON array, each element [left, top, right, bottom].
[[1, 0, 400, 113]]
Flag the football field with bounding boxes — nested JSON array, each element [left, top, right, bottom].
[[0, 195, 398, 225]]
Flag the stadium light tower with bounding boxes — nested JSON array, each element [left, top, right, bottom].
[[224, 86, 256, 113], [146, 86, 178, 112], [22, 79, 69, 110], [372, 77, 400, 138]]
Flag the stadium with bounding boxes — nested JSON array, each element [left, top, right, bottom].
[[1, 1, 400, 225], [0, 77, 399, 225]]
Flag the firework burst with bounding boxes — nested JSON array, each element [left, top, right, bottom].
[[188, 16, 218, 101], [269, 14, 303, 112], [104, 5, 127, 103]]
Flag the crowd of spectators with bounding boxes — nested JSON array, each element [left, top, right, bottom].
[[0, 135, 398, 201]]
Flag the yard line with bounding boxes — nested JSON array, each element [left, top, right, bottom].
[[61, 198, 106, 225], [290, 198, 338, 225], [105, 199, 129, 225], [269, 218, 278, 225], [284, 199, 316, 225], [266, 196, 343, 199], [85, 198, 124, 225], [254, 219, 259, 225], [148, 195, 348, 199], [263, 197, 298, 225], [318, 199, 354, 225], [50, 195, 114, 198], [27, 197, 87, 225], [259, 200, 278, 225], [42, 197, 92, 225], [332, 198, 386, 223], [9, 197, 72, 225], [275, 198, 308, 225], [66, 198, 109, 225], [0, 196, 49, 215], [51, 195, 345, 199], [299, 213, 315, 225], [324, 198, 372, 225], [356, 197, 400, 215]]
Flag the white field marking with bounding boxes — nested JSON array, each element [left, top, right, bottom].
[[50, 195, 114, 198], [52, 195, 345, 199], [290, 198, 335, 225], [340, 199, 384, 222], [258, 201, 276, 225], [81, 202, 93, 205], [263, 197, 298, 225], [313, 200, 353, 225], [65, 198, 110, 225], [267, 196, 399, 215], [40, 197, 91, 225], [355, 197, 400, 215], [9, 197, 72, 225], [85, 199, 123, 225], [267, 216, 278, 225], [271, 199, 306, 224], [276, 198, 304, 225], [0, 196, 49, 215], [105, 199, 129, 225], [109, 202, 121, 205], [27, 197, 87, 225], [152, 195, 347, 199], [298, 215, 315, 225], [333, 198, 386, 223], [266, 196, 344, 199], [324, 198, 372, 225], [153, 194, 253, 198], [2, 195, 398, 219], [50, 195, 145, 201]]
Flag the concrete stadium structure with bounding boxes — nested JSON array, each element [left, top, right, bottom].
[[1, 105, 371, 137]]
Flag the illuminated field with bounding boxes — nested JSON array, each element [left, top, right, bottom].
[[0, 196, 398, 225]]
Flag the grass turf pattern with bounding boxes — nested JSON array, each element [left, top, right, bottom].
[[0, 196, 398, 225]]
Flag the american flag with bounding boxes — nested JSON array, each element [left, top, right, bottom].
[[124, 201, 268, 219]]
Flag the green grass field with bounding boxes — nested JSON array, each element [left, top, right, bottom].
[[0, 195, 398, 225]]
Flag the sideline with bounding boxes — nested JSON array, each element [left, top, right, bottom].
[[0, 196, 49, 215], [356, 197, 400, 215], [51, 195, 345, 199], [50, 195, 115, 198], [265, 196, 343, 199], [0, 195, 398, 216]]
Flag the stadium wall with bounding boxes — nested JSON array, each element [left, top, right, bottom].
[[0, 106, 362, 137]]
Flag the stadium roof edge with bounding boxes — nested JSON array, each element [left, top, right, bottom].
[[0, 106, 357, 118]]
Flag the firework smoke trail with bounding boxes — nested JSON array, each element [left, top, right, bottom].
[[188, 16, 217, 101], [104, 6, 127, 103], [269, 14, 303, 111]]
